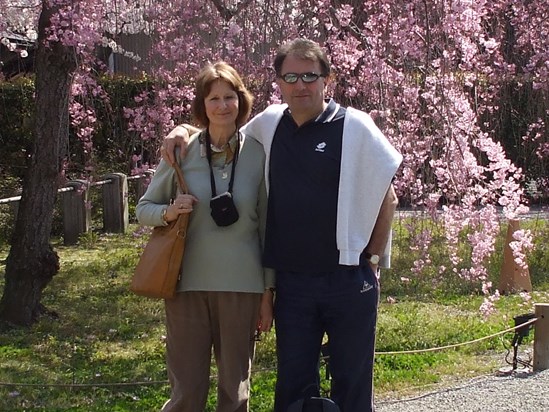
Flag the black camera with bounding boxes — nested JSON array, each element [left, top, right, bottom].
[[210, 192, 239, 226]]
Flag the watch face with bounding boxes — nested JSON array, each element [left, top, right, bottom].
[[370, 254, 380, 265]]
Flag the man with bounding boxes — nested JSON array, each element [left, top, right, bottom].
[[161, 39, 402, 412]]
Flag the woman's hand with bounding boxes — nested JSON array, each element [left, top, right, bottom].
[[164, 194, 198, 222], [257, 289, 274, 332]]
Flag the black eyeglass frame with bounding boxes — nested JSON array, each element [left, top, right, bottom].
[[279, 72, 326, 84]]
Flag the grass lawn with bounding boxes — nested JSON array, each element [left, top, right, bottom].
[[1, 224, 548, 411]]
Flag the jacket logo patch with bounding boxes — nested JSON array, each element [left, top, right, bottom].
[[360, 280, 373, 293], [315, 142, 327, 152]]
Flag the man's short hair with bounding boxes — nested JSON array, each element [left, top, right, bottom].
[[274, 38, 331, 78], [192, 61, 254, 128]]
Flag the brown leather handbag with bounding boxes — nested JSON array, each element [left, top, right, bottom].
[[131, 162, 190, 299]]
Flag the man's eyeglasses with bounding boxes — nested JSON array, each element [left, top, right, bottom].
[[279, 72, 325, 84]]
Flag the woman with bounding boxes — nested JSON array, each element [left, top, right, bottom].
[[136, 62, 275, 412]]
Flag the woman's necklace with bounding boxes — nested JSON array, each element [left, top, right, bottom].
[[210, 141, 229, 152], [200, 130, 236, 155], [208, 127, 236, 151], [200, 130, 238, 175]]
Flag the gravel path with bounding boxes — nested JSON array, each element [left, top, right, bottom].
[[375, 369, 549, 412]]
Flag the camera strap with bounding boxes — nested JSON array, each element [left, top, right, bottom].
[[205, 129, 240, 197]]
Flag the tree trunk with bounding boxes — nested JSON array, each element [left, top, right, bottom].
[[0, 0, 77, 326]]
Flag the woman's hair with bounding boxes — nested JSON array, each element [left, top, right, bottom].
[[273, 38, 331, 78], [192, 62, 254, 128]]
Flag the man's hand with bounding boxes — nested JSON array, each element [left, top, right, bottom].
[[257, 289, 274, 332], [160, 124, 198, 164]]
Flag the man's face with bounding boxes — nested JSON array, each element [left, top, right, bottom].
[[276, 54, 328, 125]]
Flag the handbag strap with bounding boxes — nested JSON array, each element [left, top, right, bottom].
[[169, 161, 190, 230], [171, 161, 189, 196]]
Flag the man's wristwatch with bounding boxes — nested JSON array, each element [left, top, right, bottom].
[[364, 252, 380, 265]]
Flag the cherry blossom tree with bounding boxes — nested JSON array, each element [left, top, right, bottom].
[[0, 0, 128, 325], [1, 0, 547, 325], [123, 0, 549, 314], [1, 0, 76, 325]]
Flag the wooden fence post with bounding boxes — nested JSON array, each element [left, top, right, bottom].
[[533, 303, 549, 371], [497, 219, 532, 294], [135, 169, 154, 201], [102, 173, 128, 233], [10, 200, 19, 221], [62, 180, 91, 245]]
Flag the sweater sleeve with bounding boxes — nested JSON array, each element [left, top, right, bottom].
[[337, 108, 402, 267], [240, 104, 286, 194], [259, 179, 276, 288], [135, 159, 175, 227], [241, 104, 286, 145]]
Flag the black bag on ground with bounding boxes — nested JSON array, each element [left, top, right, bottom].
[[287, 397, 341, 412]]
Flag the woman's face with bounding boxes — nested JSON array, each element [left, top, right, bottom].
[[204, 79, 239, 129]]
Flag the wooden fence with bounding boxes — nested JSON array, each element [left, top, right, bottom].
[[0, 171, 154, 245]]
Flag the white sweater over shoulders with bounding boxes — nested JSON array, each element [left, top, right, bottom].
[[242, 103, 402, 267]]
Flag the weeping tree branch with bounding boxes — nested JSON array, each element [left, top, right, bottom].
[[209, 0, 253, 21]]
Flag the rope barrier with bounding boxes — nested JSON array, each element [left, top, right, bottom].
[[0, 317, 538, 390], [0, 364, 284, 389], [374, 317, 538, 355], [89, 179, 112, 187], [0, 380, 169, 388], [0, 195, 24, 205]]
